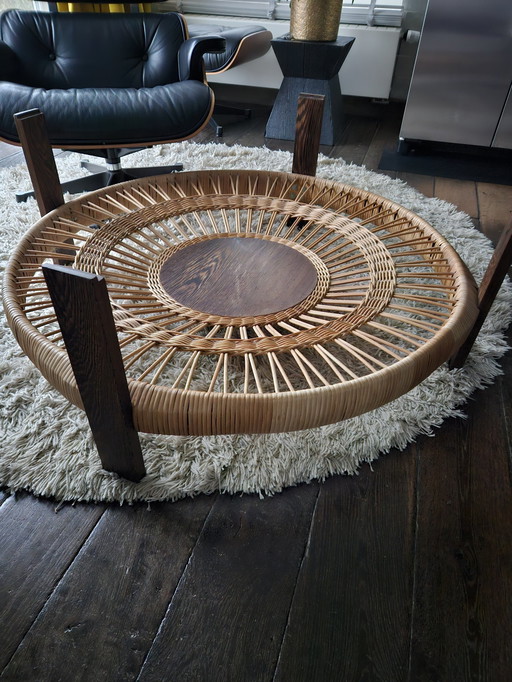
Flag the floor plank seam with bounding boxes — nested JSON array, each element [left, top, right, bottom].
[[271, 484, 322, 681], [0, 506, 107, 678], [499, 368, 512, 489], [134, 497, 217, 681], [406, 443, 421, 682]]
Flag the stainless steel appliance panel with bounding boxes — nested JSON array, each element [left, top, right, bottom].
[[493, 84, 512, 149], [400, 0, 512, 148]]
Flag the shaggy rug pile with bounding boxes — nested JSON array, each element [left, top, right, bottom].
[[0, 141, 511, 503]]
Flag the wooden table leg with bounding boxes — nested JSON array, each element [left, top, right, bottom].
[[292, 93, 325, 177], [450, 223, 512, 369], [14, 109, 64, 216], [43, 263, 146, 482]]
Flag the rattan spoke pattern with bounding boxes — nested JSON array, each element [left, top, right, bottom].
[[3, 170, 478, 435]]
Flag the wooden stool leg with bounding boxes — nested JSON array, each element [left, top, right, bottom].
[[42, 264, 146, 482], [292, 93, 325, 177], [450, 223, 512, 369], [14, 109, 64, 216]]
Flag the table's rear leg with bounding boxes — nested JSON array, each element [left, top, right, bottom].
[[14, 109, 64, 215], [450, 223, 512, 368], [15, 109, 78, 266], [292, 93, 325, 177], [43, 263, 146, 482]]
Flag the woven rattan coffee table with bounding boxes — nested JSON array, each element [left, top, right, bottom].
[[4, 164, 483, 480]]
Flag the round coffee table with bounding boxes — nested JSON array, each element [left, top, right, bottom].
[[3, 169, 479, 475]]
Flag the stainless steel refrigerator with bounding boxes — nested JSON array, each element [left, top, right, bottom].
[[399, 0, 512, 152]]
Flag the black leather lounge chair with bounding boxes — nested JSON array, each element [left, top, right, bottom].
[[0, 9, 225, 199]]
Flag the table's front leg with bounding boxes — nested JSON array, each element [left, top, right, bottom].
[[43, 263, 146, 483]]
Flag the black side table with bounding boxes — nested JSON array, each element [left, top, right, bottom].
[[265, 34, 355, 145]]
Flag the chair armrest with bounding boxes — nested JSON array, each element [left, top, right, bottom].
[[0, 42, 20, 82], [178, 36, 226, 82]]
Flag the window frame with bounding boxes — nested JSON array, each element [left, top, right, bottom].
[[162, 1, 404, 28]]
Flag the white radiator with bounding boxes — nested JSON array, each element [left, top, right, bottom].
[[186, 15, 401, 100]]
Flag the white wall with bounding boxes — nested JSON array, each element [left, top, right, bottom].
[[186, 16, 401, 100]]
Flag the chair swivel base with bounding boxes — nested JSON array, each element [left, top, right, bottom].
[[209, 103, 252, 137], [16, 161, 184, 203]]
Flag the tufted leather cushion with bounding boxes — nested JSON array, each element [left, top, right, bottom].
[[0, 80, 213, 146], [0, 10, 187, 89]]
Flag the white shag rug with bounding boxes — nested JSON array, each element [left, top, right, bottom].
[[1, 141, 511, 504]]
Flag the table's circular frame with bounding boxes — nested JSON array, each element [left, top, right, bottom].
[[3, 170, 479, 435]]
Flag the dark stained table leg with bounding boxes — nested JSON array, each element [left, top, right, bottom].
[[43, 264, 146, 482], [292, 94, 325, 177], [14, 109, 64, 216], [450, 223, 512, 368]]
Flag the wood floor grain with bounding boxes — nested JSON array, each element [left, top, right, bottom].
[[1, 94, 511, 682]]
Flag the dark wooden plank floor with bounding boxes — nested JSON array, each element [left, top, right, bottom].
[[1, 93, 511, 682]]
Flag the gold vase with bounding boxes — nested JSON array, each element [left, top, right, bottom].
[[290, 0, 344, 42]]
